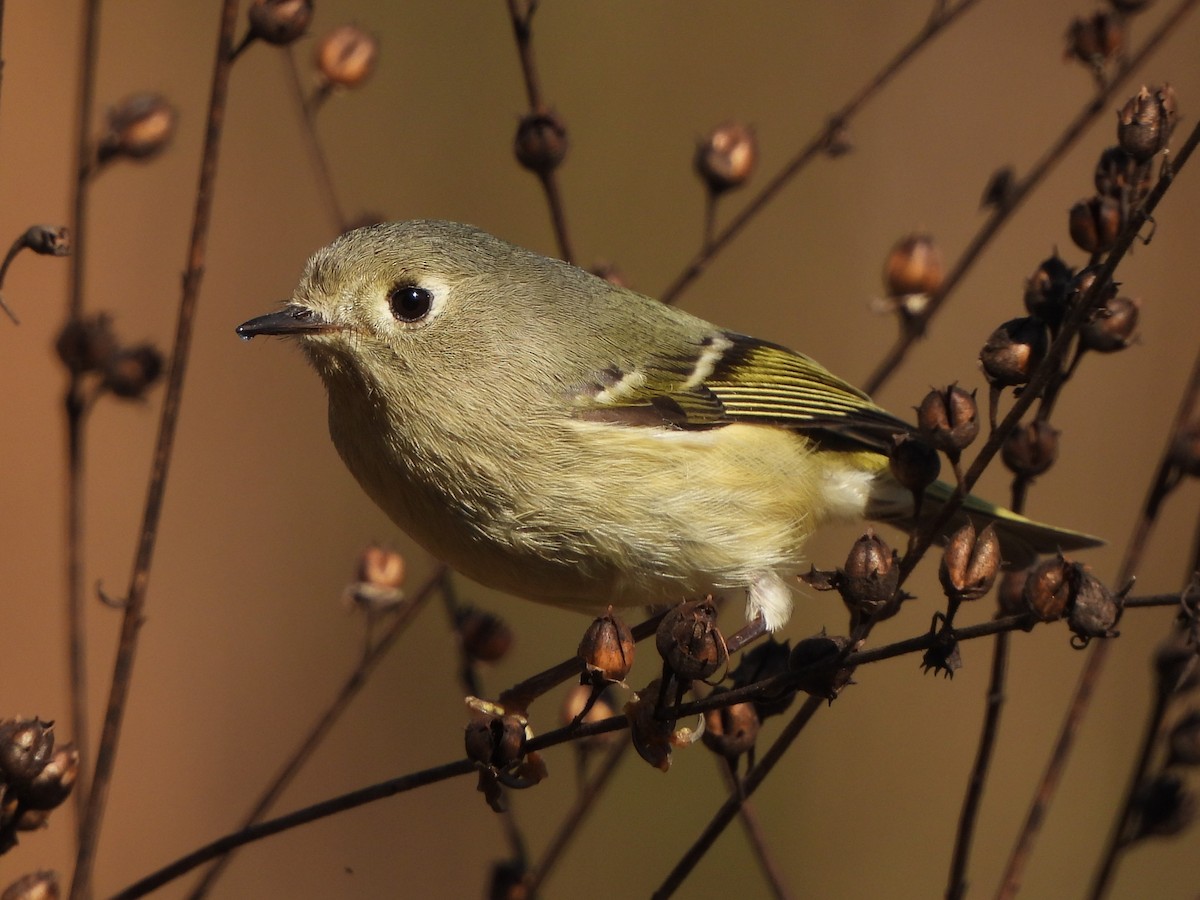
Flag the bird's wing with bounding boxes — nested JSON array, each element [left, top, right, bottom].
[[574, 331, 911, 454]]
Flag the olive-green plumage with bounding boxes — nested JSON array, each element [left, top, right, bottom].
[[237, 220, 1100, 630]]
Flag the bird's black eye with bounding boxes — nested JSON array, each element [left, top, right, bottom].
[[388, 284, 433, 322]]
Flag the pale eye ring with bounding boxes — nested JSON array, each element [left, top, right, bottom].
[[389, 284, 433, 322]]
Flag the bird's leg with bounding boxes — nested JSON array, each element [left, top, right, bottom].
[[725, 613, 768, 655]]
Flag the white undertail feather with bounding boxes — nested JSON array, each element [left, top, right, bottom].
[[748, 570, 795, 632]]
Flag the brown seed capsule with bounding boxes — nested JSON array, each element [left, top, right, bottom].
[[247, 0, 312, 46], [1131, 772, 1195, 840], [0, 719, 54, 784], [1118, 84, 1177, 163], [1080, 294, 1140, 353], [101, 344, 164, 399], [1023, 555, 1074, 621], [1167, 710, 1200, 767], [356, 545, 405, 589], [889, 433, 941, 494], [701, 689, 760, 762], [729, 639, 795, 719], [514, 111, 568, 174], [980, 316, 1048, 388], [840, 529, 902, 625], [97, 93, 177, 163], [917, 384, 979, 455], [694, 121, 758, 193], [1002, 420, 1059, 478], [22, 226, 71, 257], [0, 870, 60, 900], [1067, 568, 1122, 643], [22, 744, 78, 811], [464, 711, 525, 768], [578, 609, 635, 683], [883, 233, 943, 298], [940, 521, 1001, 603], [625, 679, 674, 772], [55, 314, 117, 375], [315, 25, 378, 88], [1065, 12, 1123, 68], [788, 632, 853, 700], [456, 607, 514, 664], [1094, 146, 1150, 202], [656, 598, 727, 682], [1068, 195, 1122, 254], [921, 634, 963, 678], [1024, 255, 1075, 329], [996, 567, 1031, 618]]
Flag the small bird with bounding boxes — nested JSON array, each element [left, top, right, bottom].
[[238, 220, 1099, 633]]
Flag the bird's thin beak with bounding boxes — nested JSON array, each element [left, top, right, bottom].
[[236, 305, 334, 339]]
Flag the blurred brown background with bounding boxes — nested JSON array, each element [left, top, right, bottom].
[[2, 1, 1199, 897]]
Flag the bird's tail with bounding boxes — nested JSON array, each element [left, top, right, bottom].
[[868, 477, 1103, 567]]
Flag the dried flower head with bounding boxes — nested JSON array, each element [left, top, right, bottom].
[[883, 233, 943, 299], [578, 608, 635, 684], [701, 689, 760, 763], [788, 632, 853, 700], [1024, 254, 1075, 330], [1117, 84, 1177, 162], [917, 384, 979, 456], [55, 314, 117, 375], [455, 606, 514, 664], [247, 0, 312, 46], [316, 25, 378, 88], [625, 679, 675, 771], [1130, 773, 1195, 840], [0, 719, 55, 784], [514, 111, 569, 175], [22, 226, 70, 257], [694, 121, 758, 193], [980, 316, 1048, 388], [1080, 294, 1140, 353], [838, 529, 902, 626], [23, 744, 78, 811], [1065, 12, 1123, 70], [97, 93, 177, 164], [1023, 555, 1074, 622], [0, 871, 60, 900], [939, 521, 1001, 603], [356, 545, 405, 589], [101, 344, 164, 399], [996, 567, 1031, 618], [1002, 419, 1059, 478], [1067, 567, 1123, 644], [655, 598, 727, 682], [889, 433, 941, 495], [1094, 146, 1151, 202], [1068, 195, 1122, 255], [729, 639, 795, 719]]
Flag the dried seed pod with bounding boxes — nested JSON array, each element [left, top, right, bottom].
[[1002, 420, 1060, 478], [1068, 265, 1119, 312], [0, 871, 60, 900], [1094, 146, 1150, 201], [625, 679, 674, 771], [939, 521, 1001, 603], [1067, 568, 1122, 643], [247, 0, 312, 46], [1118, 84, 1177, 162], [1068, 195, 1122, 255], [514, 111, 568, 175], [356, 545, 405, 589], [456, 607, 514, 664], [1065, 11, 1123, 68], [1167, 710, 1200, 766], [729, 638, 795, 719], [655, 598, 726, 682], [694, 121, 758, 193], [101, 344, 164, 399], [788, 633, 852, 700], [996, 567, 1031, 618], [921, 634, 963, 678], [578, 608, 635, 683], [0, 719, 54, 784], [701, 688, 760, 762], [21, 226, 70, 257], [1080, 295, 1140, 353], [1024, 255, 1075, 329], [840, 529, 902, 625], [917, 384, 979, 455], [55, 314, 117, 375], [315, 25, 378, 88], [22, 744, 78, 811], [888, 433, 941, 495], [883, 233, 943, 298], [97, 93, 176, 163], [464, 711, 526, 769], [980, 317, 1048, 388], [1130, 773, 1195, 840], [1024, 555, 1074, 621]]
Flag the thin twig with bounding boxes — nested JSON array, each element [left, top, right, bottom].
[[863, 0, 1200, 395], [523, 739, 628, 895], [64, 0, 101, 845], [717, 760, 795, 900], [282, 44, 346, 233], [996, 344, 1200, 899], [68, 3, 242, 896], [659, 0, 986, 306], [505, 0, 574, 263], [184, 568, 445, 898]]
